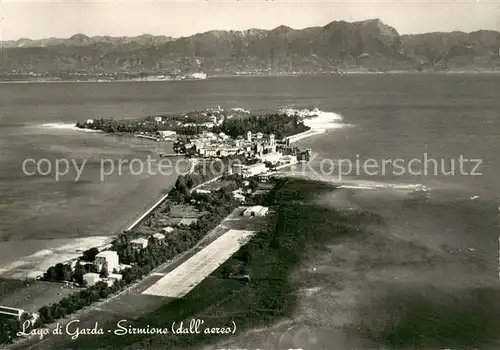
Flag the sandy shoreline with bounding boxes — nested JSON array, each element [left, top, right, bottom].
[[0, 237, 113, 279]]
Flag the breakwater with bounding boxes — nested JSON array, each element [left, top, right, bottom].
[[284, 129, 326, 144]]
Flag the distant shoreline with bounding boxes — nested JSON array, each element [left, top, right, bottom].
[[2, 70, 500, 84]]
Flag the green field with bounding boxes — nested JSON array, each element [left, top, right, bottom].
[[0, 279, 75, 314]]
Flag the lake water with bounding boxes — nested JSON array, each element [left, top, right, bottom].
[[1, 74, 499, 347]]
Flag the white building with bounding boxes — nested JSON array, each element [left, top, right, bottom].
[[65, 259, 79, 270], [0, 306, 27, 321], [83, 273, 101, 286], [232, 189, 246, 202], [152, 233, 166, 242], [162, 226, 175, 234], [231, 108, 250, 114], [158, 130, 176, 139], [130, 237, 149, 250], [233, 193, 246, 202], [105, 273, 123, 287], [232, 163, 244, 176], [218, 148, 239, 157], [279, 155, 298, 165], [179, 217, 198, 226], [94, 250, 120, 274], [190, 72, 207, 80], [154, 116, 162, 123], [199, 147, 217, 157], [242, 163, 267, 178], [243, 205, 269, 217], [231, 163, 267, 178], [120, 263, 132, 271], [269, 134, 275, 146], [104, 280, 115, 287], [269, 134, 276, 153], [258, 151, 283, 165]]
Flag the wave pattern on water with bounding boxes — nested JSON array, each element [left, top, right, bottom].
[[36, 122, 101, 132], [285, 168, 430, 193], [281, 106, 342, 125]]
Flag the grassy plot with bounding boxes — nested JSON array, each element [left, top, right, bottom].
[[0, 279, 76, 314]]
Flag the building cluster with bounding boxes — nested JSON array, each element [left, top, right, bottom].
[[231, 162, 268, 178], [61, 230, 171, 288], [156, 106, 232, 131], [174, 127, 311, 179], [195, 181, 253, 203], [182, 130, 288, 161]]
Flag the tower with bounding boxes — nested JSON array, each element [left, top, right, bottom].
[[247, 131, 252, 142], [269, 134, 276, 153]]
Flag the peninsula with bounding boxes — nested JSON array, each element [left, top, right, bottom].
[[75, 106, 314, 169], [0, 106, 324, 347]]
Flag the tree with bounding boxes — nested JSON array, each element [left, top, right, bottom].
[[175, 176, 189, 196], [54, 263, 72, 281], [249, 179, 259, 192], [236, 248, 252, 263], [0, 319, 20, 344], [220, 265, 232, 278], [39, 305, 54, 324], [99, 262, 109, 278], [82, 247, 99, 262], [73, 262, 85, 285], [43, 266, 57, 281]]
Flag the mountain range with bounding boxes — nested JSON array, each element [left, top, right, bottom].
[[1, 19, 499, 77]]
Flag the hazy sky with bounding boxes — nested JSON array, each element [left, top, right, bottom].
[[1, 0, 499, 40]]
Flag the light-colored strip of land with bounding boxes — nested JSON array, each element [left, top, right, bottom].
[[142, 229, 255, 298], [125, 193, 170, 232]]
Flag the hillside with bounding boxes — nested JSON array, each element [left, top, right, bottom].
[[1, 19, 499, 78]]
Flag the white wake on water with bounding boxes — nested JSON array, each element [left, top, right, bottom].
[[38, 123, 101, 132], [279, 107, 352, 143], [280, 107, 347, 130], [279, 107, 429, 193], [286, 166, 430, 193]]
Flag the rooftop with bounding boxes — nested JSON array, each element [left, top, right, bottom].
[[247, 162, 267, 169], [83, 272, 100, 277], [130, 237, 149, 244]]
